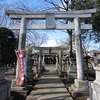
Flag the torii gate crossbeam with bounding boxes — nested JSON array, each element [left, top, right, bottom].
[[6, 9, 96, 30]]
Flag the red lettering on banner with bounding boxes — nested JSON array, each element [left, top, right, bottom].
[[15, 50, 26, 86]]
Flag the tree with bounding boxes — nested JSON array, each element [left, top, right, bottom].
[[0, 0, 48, 47], [0, 0, 13, 27], [70, 0, 100, 43], [26, 31, 48, 47], [43, 0, 100, 55], [0, 27, 17, 66]]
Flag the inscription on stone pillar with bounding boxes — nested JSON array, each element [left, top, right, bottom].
[[46, 13, 55, 29]]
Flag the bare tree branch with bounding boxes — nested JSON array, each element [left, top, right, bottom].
[[60, 0, 67, 10], [44, 0, 65, 11]]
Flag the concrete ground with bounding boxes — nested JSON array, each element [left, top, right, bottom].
[[26, 64, 73, 100]]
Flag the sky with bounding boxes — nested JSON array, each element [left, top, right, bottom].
[[2, 0, 68, 47], [1, 0, 100, 50]]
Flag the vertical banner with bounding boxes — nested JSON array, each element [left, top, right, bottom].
[[15, 50, 27, 86]]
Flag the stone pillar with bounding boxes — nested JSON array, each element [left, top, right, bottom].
[[74, 17, 84, 80], [12, 17, 27, 87], [38, 50, 42, 74], [67, 58, 77, 82], [56, 54, 58, 70], [27, 55, 34, 82], [15, 17, 26, 80], [41, 54, 46, 72], [69, 17, 88, 94], [16, 17, 26, 79], [42, 54, 45, 64], [59, 50, 62, 75], [18, 17, 26, 50], [88, 67, 100, 100]]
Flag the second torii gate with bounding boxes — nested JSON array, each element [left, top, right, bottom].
[[6, 9, 96, 91], [33, 46, 67, 73]]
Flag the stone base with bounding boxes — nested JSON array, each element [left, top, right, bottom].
[[74, 79, 89, 92], [11, 77, 33, 97], [69, 79, 89, 98], [67, 72, 77, 82], [72, 79, 89, 92], [0, 80, 11, 100], [12, 78, 31, 89], [11, 83, 32, 99], [27, 70, 34, 82], [11, 87, 28, 99], [11, 86, 26, 91], [12, 79, 17, 87]]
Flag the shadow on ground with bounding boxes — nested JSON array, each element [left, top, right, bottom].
[[60, 69, 95, 100]]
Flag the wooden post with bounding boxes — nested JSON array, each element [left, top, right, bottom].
[[74, 17, 84, 80]]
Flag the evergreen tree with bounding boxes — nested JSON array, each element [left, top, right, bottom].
[[71, 0, 100, 43], [0, 27, 17, 66]]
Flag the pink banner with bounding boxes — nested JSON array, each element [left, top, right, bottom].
[[15, 50, 26, 86]]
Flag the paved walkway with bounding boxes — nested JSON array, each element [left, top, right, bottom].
[[26, 65, 73, 100]]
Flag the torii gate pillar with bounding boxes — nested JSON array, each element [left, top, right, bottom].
[[18, 17, 26, 50], [59, 50, 62, 75], [38, 50, 42, 74], [74, 17, 84, 80], [69, 17, 88, 93], [16, 17, 27, 80]]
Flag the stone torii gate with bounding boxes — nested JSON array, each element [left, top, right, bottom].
[[33, 46, 67, 73], [6, 9, 96, 91]]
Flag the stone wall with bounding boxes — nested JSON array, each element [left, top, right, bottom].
[[88, 67, 100, 100], [0, 68, 11, 100]]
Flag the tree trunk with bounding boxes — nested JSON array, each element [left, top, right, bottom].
[[68, 30, 73, 58]]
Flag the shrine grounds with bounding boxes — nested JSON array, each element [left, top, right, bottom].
[[5, 66, 95, 100]]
